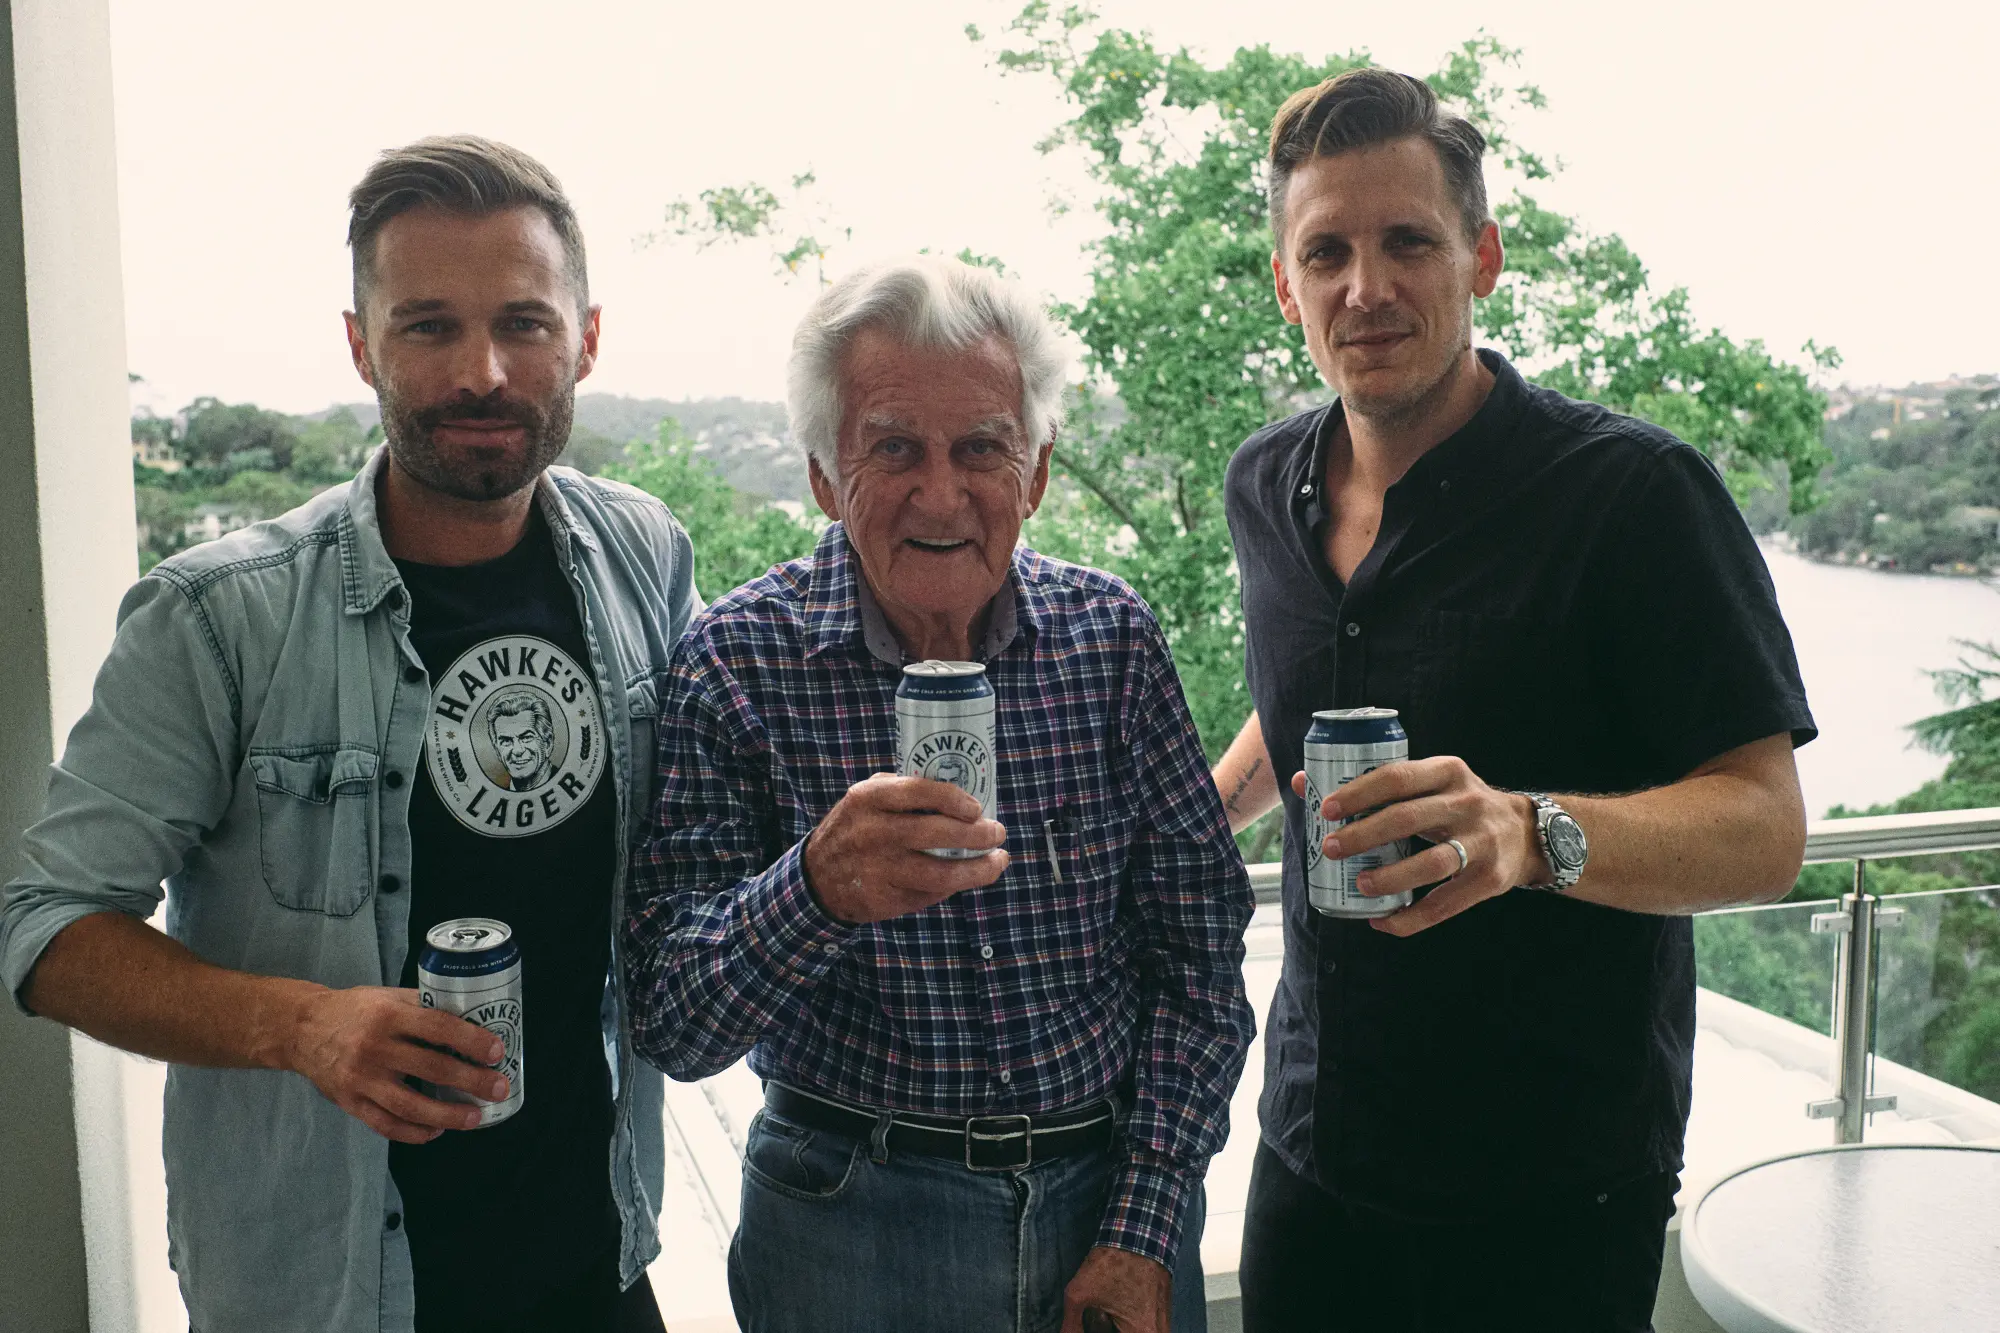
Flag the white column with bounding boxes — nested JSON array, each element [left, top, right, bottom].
[[0, 1, 139, 1329]]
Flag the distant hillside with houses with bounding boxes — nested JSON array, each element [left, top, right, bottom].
[[132, 393, 800, 571], [1786, 374, 2000, 576]]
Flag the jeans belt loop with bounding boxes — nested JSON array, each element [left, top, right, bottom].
[[869, 1109, 894, 1165]]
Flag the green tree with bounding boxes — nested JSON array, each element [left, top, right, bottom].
[[291, 407, 371, 484], [216, 469, 315, 518], [970, 4, 1835, 783], [607, 419, 821, 600], [180, 396, 300, 472], [658, 6, 1838, 805]]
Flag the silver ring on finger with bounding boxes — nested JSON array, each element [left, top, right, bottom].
[[1445, 837, 1470, 877]]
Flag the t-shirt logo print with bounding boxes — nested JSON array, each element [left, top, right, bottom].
[[423, 634, 606, 838]]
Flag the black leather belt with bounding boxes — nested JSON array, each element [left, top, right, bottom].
[[765, 1082, 1117, 1172]]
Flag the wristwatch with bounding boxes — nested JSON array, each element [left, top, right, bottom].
[[1521, 793, 1587, 891]]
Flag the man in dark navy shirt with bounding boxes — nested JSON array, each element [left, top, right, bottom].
[[1213, 69, 1817, 1332]]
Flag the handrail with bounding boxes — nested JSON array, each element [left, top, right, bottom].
[[1242, 806, 2000, 906], [1801, 807, 2000, 864]]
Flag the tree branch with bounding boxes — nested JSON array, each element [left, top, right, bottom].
[[1054, 446, 1153, 547]]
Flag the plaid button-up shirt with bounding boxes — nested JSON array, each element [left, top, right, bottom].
[[625, 524, 1255, 1265]]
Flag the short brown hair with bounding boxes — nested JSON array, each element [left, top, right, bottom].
[[1266, 68, 1491, 248], [346, 134, 588, 320]]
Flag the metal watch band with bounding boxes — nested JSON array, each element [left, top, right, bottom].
[[1522, 792, 1586, 891]]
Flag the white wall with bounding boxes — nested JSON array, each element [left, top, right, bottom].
[[0, 1, 141, 1328]]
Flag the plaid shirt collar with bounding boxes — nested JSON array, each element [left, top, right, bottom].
[[804, 522, 1032, 666]]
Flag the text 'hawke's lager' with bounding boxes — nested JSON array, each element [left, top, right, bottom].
[[418, 918, 524, 1127], [896, 660, 997, 860], [1304, 708, 1414, 918]]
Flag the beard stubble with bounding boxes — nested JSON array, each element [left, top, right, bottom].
[[376, 371, 576, 503]]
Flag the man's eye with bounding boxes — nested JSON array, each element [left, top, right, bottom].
[[505, 316, 547, 333], [405, 319, 446, 335]]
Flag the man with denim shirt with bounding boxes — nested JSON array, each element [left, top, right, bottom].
[[0, 138, 692, 1332], [625, 257, 1255, 1333]]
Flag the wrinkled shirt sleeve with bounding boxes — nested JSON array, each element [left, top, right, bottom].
[[622, 637, 853, 1079], [1, 575, 240, 1009], [1098, 617, 1257, 1266]]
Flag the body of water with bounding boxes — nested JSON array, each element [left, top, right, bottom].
[[1760, 542, 2000, 816]]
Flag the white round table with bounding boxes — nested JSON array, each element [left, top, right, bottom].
[[1680, 1143, 2000, 1332]]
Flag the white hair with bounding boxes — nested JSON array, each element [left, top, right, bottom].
[[787, 256, 1069, 482]]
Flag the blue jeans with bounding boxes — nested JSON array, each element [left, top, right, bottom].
[[727, 1106, 1209, 1333]]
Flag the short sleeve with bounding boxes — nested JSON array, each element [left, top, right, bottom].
[[1588, 445, 1817, 781]]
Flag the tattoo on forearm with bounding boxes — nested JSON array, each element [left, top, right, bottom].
[[1224, 757, 1265, 813]]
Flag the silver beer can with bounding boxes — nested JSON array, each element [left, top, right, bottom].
[[417, 917, 524, 1127], [896, 660, 997, 860], [1304, 707, 1414, 918]]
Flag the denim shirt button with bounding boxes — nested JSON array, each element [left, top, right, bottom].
[[385, 588, 406, 612], [403, 664, 425, 684], [384, 1211, 402, 1232], [384, 771, 404, 790], [379, 875, 401, 895]]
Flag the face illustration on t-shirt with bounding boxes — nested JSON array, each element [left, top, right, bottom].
[[421, 633, 607, 838]]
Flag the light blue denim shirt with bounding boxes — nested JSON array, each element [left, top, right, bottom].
[[0, 448, 696, 1333]]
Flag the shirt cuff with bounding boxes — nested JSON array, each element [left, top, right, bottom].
[[737, 837, 854, 983], [1094, 1151, 1197, 1270]]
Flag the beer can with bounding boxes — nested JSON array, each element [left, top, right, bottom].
[[896, 660, 997, 860], [417, 917, 524, 1127], [1304, 708, 1414, 918]]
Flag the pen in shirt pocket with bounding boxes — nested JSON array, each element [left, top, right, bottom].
[[1041, 809, 1077, 884]]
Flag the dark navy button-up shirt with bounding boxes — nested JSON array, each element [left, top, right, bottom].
[[1225, 351, 1816, 1220], [624, 524, 1255, 1265]]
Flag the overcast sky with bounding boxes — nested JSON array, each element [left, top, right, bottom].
[[111, 0, 1999, 416]]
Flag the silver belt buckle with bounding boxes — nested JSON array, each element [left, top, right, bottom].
[[965, 1114, 1034, 1171]]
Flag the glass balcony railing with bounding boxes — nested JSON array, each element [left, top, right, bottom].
[[1865, 882, 2000, 1136], [1693, 898, 1839, 1038]]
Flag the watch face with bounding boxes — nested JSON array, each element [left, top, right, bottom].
[[1548, 813, 1588, 869]]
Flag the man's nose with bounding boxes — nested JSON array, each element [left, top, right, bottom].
[[1344, 250, 1395, 312], [448, 332, 507, 398], [905, 449, 971, 514]]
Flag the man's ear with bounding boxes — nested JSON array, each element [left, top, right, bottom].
[[1272, 250, 1304, 327], [808, 455, 842, 522], [575, 305, 603, 383], [344, 311, 376, 387], [1024, 440, 1053, 518], [1471, 221, 1505, 300]]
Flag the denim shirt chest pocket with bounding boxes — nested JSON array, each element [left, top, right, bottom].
[[248, 745, 380, 915]]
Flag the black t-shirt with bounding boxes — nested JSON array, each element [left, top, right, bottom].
[[1225, 350, 1817, 1219], [388, 510, 621, 1323]]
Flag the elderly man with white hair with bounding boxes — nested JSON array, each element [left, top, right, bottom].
[[624, 257, 1255, 1333]]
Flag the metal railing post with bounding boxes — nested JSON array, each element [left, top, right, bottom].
[[1808, 859, 1900, 1141]]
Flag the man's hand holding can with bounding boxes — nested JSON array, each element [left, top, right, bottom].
[[803, 773, 1009, 925]]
